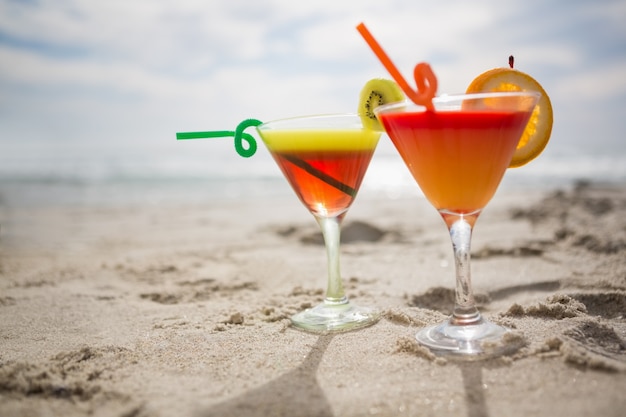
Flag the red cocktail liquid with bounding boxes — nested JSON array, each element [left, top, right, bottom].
[[271, 148, 374, 217]]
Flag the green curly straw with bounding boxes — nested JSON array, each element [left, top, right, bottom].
[[176, 118, 356, 197], [176, 119, 263, 158]]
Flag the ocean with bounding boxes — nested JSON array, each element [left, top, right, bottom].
[[1, 137, 625, 209]]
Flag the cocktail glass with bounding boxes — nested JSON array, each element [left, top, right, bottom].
[[256, 114, 381, 333], [376, 91, 540, 356]]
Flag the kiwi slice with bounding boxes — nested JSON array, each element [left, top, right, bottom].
[[358, 78, 405, 130]]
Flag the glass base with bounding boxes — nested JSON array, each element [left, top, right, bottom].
[[291, 301, 380, 333], [416, 317, 523, 359]]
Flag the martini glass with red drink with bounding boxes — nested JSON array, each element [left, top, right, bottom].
[[376, 92, 539, 356]]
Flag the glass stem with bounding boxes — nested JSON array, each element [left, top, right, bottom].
[[316, 215, 348, 305], [448, 216, 482, 326]]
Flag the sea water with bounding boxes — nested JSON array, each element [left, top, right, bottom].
[[0, 137, 625, 209]]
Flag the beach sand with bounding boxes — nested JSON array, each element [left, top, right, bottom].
[[0, 181, 625, 416]]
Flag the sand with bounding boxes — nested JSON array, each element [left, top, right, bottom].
[[0, 181, 625, 417]]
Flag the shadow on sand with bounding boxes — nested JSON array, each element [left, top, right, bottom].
[[457, 358, 515, 417], [196, 332, 510, 417], [458, 362, 489, 417], [196, 334, 335, 417]]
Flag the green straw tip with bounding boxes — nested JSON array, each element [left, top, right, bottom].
[[175, 118, 263, 158]]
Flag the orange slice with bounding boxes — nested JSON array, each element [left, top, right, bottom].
[[466, 62, 553, 168]]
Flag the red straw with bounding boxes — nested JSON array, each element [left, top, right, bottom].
[[357, 23, 437, 110]]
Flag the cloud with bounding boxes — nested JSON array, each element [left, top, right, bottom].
[[0, 0, 624, 157], [557, 60, 626, 101]]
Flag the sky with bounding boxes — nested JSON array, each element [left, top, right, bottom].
[[0, 0, 625, 175]]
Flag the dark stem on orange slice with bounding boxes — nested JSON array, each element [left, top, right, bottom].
[[509, 55, 515, 69]]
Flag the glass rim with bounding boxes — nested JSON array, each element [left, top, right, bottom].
[[374, 91, 542, 114], [256, 113, 364, 130]]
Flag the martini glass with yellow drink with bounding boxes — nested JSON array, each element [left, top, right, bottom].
[[253, 79, 404, 332], [256, 114, 381, 332], [358, 23, 553, 356], [177, 78, 404, 333]]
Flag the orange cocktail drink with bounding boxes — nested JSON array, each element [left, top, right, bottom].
[[375, 92, 539, 356], [378, 103, 533, 217], [357, 22, 551, 357]]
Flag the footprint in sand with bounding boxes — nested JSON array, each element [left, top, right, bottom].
[[559, 320, 626, 372], [303, 221, 389, 245], [274, 220, 394, 245], [568, 292, 626, 319], [0, 346, 141, 410], [408, 281, 562, 316], [140, 279, 258, 305], [510, 183, 626, 255]]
